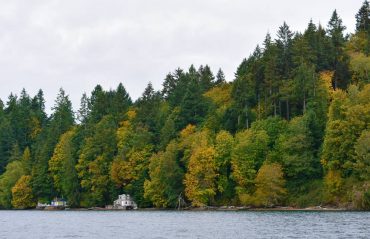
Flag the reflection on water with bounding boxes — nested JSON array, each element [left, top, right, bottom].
[[0, 210, 369, 239]]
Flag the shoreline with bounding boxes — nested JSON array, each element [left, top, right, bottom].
[[26, 206, 354, 212], [2, 205, 365, 212]]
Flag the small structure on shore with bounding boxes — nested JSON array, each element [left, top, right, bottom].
[[113, 194, 137, 210], [36, 198, 67, 210], [51, 198, 67, 207]]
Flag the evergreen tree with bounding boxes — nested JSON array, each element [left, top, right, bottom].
[[77, 93, 90, 124], [327, 10, 351, 89], [0, 118, 15, 174], [32, 88, 74, 202], [89, 85, 108, 123], [215, 68, 226, 85], [113, 83, 132, 113], [276, 22, 294, 79], [198, 65, 215, 91], [356, 0, 370, 33], [178, 77, 209, 129], [76, 116, 117, 207]]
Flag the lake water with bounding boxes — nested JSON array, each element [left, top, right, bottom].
[[0, 210, 369, 239]]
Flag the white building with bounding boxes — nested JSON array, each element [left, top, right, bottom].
[[51, 198, 67, 207], [113, 194, 137, 209]]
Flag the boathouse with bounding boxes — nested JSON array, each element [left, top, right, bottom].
[[113, 194, 137, 209]]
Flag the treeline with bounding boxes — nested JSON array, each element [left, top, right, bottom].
[[0, 2, 369, 209]]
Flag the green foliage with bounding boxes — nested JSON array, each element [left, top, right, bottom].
[[76, 116, 117, 207], [0, 5, 369, 210], [351, 182, 370, 210], [214, 130, 235, 202], [231, 129, 269, 196], [327, 10, 352, 90], [322, 85, 370, 177], [0, 160, 25, 208], [87, 84, 132, 124], [287, 180, 324, 208], [350, 52, 370, 85], [356, 1, 370, 34], [31, 88, 74, 202], [273, 116, 321, 181], [110, 110, 154, 207], [354, 130, 370, 180], [49, 129, 80, 207], [251, 117, 287, 148], [144, 142, 184, 208]]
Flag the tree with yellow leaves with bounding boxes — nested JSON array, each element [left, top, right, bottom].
[[184, 129, 217, 207], [11, 175, 36, 209], [49, 128, 80, 206], [254, 163, 286, 207], [184, 145, 217, 207], [111, 110, 154, 207]]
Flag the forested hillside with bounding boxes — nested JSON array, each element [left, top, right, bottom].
[[0, 2, 369, 210]]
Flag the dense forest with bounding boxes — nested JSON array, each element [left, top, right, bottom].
[[0, 2, 369, 210]]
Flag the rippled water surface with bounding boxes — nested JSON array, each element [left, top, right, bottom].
[[0, 210, 369, 238]]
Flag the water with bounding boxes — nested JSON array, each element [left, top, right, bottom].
[[0, 210, 369, 239]]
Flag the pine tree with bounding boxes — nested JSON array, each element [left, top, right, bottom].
[[356, 0, 370, 33], [77, 93, 90, 124], [32, 88, 74, 202], [327, 10, 351, 89], [276, 22, 294, 79], [198, 65, 215, 91], [215, 68, 226, 85]]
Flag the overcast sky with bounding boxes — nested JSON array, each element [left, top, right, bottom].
[[0, 0, 362, 114]]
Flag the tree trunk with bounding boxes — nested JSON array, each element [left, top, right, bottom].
[[258, 94, 261, 120], [313, 72, 316, 97], [286, 99, 289, 120], [245, 105, 249, 129], [279, 100, 282, 117]]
